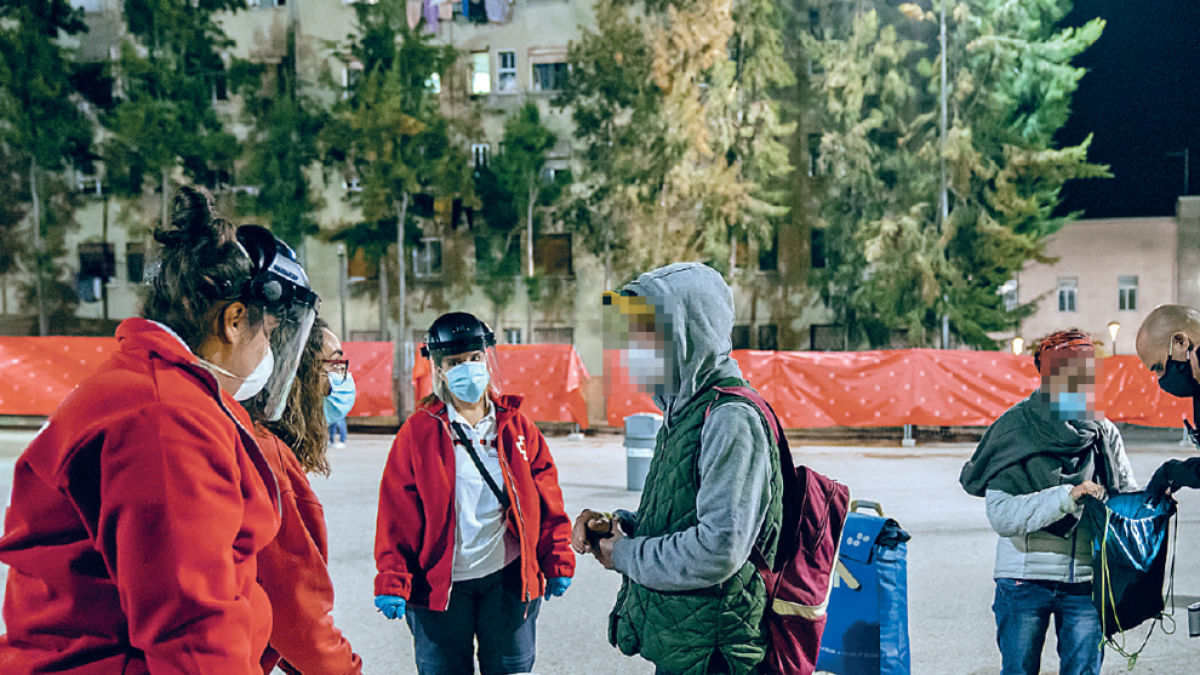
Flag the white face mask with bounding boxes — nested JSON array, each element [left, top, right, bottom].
[[200, 341, 275, 401], [626, 347, 666, 386], [234, 347, 274, 401]]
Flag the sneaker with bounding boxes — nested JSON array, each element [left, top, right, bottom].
[[334, 442, 346, 449]]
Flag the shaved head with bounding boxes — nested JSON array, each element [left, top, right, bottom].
[[1136, 304, 1200, 374]]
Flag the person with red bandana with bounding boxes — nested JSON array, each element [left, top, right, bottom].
[[960, 329, 1137, 675], [0, 186, 320, 675]]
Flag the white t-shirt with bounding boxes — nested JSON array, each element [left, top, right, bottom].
[[447, 403, 519, 581]]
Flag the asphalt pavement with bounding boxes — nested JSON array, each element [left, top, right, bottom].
[[1, 428, 1200, 674]]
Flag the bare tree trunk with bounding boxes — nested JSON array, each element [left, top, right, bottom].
[[378, 255, 389, 342], [161, 168, 170, 230], [30, 158, 47, 337], [102, 195, 110, 320], [604, 219, 612, 291], [395, 194, 411, 420]]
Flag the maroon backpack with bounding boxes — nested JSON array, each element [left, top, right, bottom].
[[707, 386, 851, 675]]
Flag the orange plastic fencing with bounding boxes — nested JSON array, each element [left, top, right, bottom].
[[415, 344, 591, 428], [0, 338, 592, 428], [605, 350, 1195, 430]]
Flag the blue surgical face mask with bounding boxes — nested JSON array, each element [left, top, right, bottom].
[[444, 361, 490, 404], [324, 371, 356, 424], [1050, 391, 1089, 421]]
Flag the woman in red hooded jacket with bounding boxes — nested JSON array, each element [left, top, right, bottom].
[[247, 317, 362, 675], [374, 312, 575, 675], [0, 187, 320, 675]]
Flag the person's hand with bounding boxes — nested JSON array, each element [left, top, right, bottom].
[[1070, 480, 1106, 503], [374, 595, 406, 620], [544, 577, 572, 600], [572, 509, 612, 555], [1146, 460, 1182, 503], [594, 524, 625, 570]]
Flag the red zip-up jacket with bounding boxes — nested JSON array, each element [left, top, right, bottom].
[[0, 317, 281, 675], [374, 395, 574, 610], [255, 430, 362, 675]]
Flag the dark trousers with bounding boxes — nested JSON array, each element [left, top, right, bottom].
[[406, 562, 540, 675]]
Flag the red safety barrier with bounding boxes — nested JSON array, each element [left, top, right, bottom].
[[605, 350, 1195, 430], [0, 337, 591, 428]]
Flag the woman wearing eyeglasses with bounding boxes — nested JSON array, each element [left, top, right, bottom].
[[247, 317, 363, 675]]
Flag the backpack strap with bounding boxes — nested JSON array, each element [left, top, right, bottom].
[[705, 386, 798, 592]]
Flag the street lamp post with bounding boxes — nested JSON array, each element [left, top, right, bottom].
[[1108, 321, 1121, 356], [337, 244, 348, 339]]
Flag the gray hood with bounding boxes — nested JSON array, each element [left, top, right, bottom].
[[622, 263, 743, 422]]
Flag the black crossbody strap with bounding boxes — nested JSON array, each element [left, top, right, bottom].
[[450, 421, 510, 509]]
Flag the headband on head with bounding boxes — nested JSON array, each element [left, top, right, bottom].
[[1034, 329, 1094, 373]]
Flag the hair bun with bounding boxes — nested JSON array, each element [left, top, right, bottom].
[[154, 186, 235, 250]]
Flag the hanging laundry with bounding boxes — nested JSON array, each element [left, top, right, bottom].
[[485, 0, 511, 25], [406, 0, 422, 29], [438, 0, 453, 21], [423, 0, 440, 34], [468, 0, 487, 23], [462, 0, 469, 20]]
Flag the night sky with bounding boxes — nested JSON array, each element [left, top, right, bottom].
[[1055, 0, 1200, 219]]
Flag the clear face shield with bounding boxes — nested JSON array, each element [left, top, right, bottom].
[[602, 291, 678, 398], [238, 226, 321, 421]]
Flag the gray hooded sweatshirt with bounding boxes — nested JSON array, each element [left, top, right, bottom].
[[610, 263, 775, 592]]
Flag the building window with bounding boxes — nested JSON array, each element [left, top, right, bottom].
[[1119, 275, 1138, 311], [79, 243, 116, 279], [1058, 277, 1078, 313], [758, 324, 778, 351], [472, 52, 491, 95], [758, 231, 778, 272], [212, 63, 228, 101], [342, 177, 363, 192], [342, 63, 363, 99], [472, 143, 490, 168], [811, 229, 826, 269], [532, 62, 569, 92], [533, 327, 574, 345], [731, 325, 752, 350], [999, 279, 1019, 312], [811, 324, 844, 351], [126, 242, 146, 283], [497, 51, 518, 93], [504, 328, 523, 344], [808, 133, 822, 176], [413, 239, 443, 279], [534, 234, 573, 277]]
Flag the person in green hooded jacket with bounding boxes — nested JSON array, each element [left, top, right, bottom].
[[572, 263, 784, 675]]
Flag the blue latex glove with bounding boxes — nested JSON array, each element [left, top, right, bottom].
[[544, 577, 571, 600], [374, 594, 406, 620]]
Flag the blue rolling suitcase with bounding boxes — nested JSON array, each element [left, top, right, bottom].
[[815, 500, 911, 675]]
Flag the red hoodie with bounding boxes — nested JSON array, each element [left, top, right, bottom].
[[255, 430, 362, 675], [0, 318, 280, 675], [374, 396, 574, 610]]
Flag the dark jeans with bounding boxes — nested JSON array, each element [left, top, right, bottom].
[[992, 578, 1103, 675], [406, 562, 540, 675], [328, 418, 347, 443]]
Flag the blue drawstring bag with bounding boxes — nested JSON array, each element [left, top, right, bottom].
[[1081, 492, 1177, 665]]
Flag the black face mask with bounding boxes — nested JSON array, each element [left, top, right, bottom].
[[1158, 343, 1200, 398]]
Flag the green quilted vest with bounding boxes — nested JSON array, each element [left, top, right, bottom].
[[609, 377, 784, 675]]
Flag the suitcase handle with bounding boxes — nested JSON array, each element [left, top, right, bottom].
[[850, 500, 884, 517]]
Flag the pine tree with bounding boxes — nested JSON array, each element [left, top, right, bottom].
[[559, 0, 794, 283], [326, 1, 467, 417], [807, 1, 1108, 348], [104, 0, 242, 228], [0, 0, 93, 334]]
